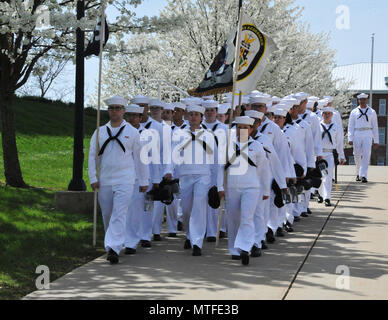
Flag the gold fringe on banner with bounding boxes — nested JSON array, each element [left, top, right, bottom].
[[188, 85, 233, 97]]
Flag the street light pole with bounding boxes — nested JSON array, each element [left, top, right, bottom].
[[370, 33, 375, 109], [68, 0, 86, 191]]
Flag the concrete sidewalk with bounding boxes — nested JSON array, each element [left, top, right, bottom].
[[24, 166, 388, 300]]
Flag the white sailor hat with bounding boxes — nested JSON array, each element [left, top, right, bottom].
[[217, 104, 230, 115], [281, 97, 298, 107], [272, 96, 281, 104], [323, 95, 334, 103], [291, 94, 302, 105], [267, 104, 277, 113], [104, 96, 128, 107], [202, 95, 215, 101], [322, 106, 335, 113], [274, 108, 288, 117], [245, 110, 264, 120], [225, 96, 249, 109], [306, 101, 315, 110], [249, 90, 263, 97], [249, 95, 271, 105], [125, 104, 144, 114], [187, 105, 205, 114], [192, 97, 204, 105], [163, 103, 175, 111], [131, 95, 150, 105], [149, 99, 165, 108], [276, 102, 292, 112], [173, 102, 186, 110], [294, 92, 309, 101], [202, 99, 219, 109], [235, 116, 255, 126], [317, 99, 328, 109], [357, 93, 369, 99], [181, 97, 196, 106], [308, 96, 320, 103]]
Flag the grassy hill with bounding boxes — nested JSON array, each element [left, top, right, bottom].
[[0, 96, 109, 299], [0, 96, 109, 190]]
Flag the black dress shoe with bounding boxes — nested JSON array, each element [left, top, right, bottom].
[[317, 196, 324, 203], [362, 177, 368, 183], [284, 222, 294, 233], [325, 199, 332, 207], [153, 234, 162, 241], [141, 240, 151, 248], [206, 236, 216, 242], [266, 229, 276, 243], [276, 227, 285, 237], [356, 175, 361, 182], [219, 231, 227, 239], [177, 221, 183, 231], [232, 255, 241, 260], [301, 212, 308, 217], [107, 249, 119, 264], [124, 247, 136, 255], [294, 217, 301, 222], [241, 251, 249, 265], [261, 240, 268, 250], [184, 239, 191, 249], [250, 246, 262, 257], [168, 233, 177, 237], [192, 245, 202, 256], [307, 208, 312, 215]]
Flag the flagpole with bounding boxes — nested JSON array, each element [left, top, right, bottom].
[[216, 0, 244, 247], [93, 3, 106, 247], [370, 33, 375, 109]]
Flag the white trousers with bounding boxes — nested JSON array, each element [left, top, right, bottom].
[[98, 184, 134, 254], [226, 188, 259, 255], [353, 134, 373, 178], [318, 153, 335, 200], [124, 182, 144, 249], [253, 189, 267, 248], [277, 206, 287, 227], [268, 190, 282, 232], [285, 203, 294, 224], [180, 174, 210, 248], [152, 199, 179, 235], [140, 183, 154, 241]]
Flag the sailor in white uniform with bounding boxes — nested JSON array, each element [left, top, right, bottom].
[[348, 93, 379, 182], [123, 104, 150, 254], [136, 98, 164, 247], [167, 105, 223, 256], [218, 116, 270, 265], [250, 95, 291, 243], [318, 106, 345, 206], [202, 99, 228, 242], [88, 96, 149, 264]]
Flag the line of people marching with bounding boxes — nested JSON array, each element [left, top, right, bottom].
[[88, 91, 376, 266]]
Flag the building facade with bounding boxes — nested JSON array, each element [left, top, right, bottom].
[[333, 63, 388, 166]]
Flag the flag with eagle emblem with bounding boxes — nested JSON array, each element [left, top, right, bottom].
[[189, 12, 277, 97]]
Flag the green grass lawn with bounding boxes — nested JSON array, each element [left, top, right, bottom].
[[0, 96, 109, 299]]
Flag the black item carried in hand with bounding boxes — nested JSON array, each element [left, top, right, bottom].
[[147, 178, 180, 205], [208, 186, 221, 209], [333, 150, 339, 166]]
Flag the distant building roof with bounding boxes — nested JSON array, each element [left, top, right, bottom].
[[333, 63, 388, 93]]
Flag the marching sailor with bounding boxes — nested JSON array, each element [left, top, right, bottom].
[[249, 94, 291, 243], [202, 99, 228, 242], [218, 116, 270, 265], [135, 98, 164, 247], [348, 93, 379, 183], [318, 106, 345, 206], [123, 104, 150, 254], [166, 105, 223, 256], [88, 96, 149, 264]]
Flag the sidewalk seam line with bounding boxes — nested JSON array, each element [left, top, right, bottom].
[[281, 181, 352, 300]]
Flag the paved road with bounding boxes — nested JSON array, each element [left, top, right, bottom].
[[24, 166, 388, 300]]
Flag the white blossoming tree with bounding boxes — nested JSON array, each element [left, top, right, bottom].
[[101, 0, 351, 115], [0, 0, 180, 187]]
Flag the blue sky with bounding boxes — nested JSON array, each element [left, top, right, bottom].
[[49, 0, 388, 103]]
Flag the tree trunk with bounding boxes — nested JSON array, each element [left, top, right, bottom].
[[0, 92, 28, 188]]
